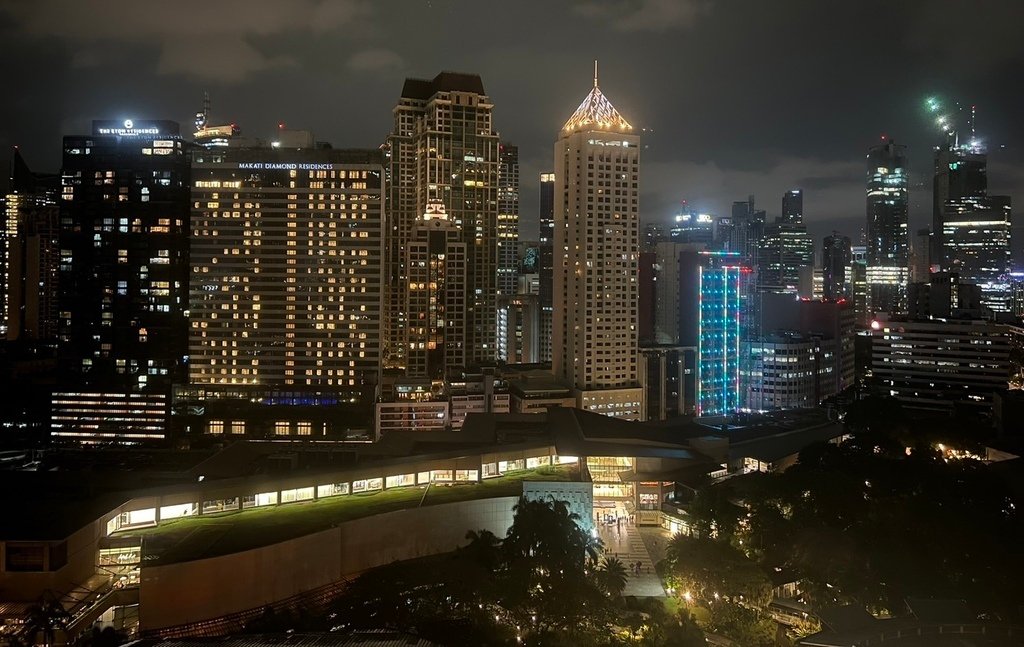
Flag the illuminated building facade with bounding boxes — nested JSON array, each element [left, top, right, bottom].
[[497, 293, 539, 364], [3, 149, 58, 341], [189, 147, 383, 393], [866, 139, 909, 314], [406, 200, 467, 379], [384, 72, 500, 372], [55, 121, 189, 434], [553, 66, 642, 420], [871, 319, 1011, 412], [742, 332, 836, 412], [850, 245, 869, 326], [934, 143, 1012, 312], [192, 94, 239, 149], [497, 143, 519, 296], [757, 221, 813, 294], [696, 253, 748, 417], [669, 210, 714, 247]]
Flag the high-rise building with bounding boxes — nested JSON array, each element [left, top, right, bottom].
[[497, 143, 519, 297], [553, 66, 642, 420], [669, 209, 714, 247], [757, 222, 813, 293], [192, 93, 240, 149], [384, 72, 500, 373], [911, 227, 931, 283], [822, 233, 852, 300], [3, 149, 58, 341], [743, 332, 836, 412], [866, 139, 909, 314], [53, 119, 190, 440], [497, 293, 540, 364], [907, 272, 984, 320], [696, 252, 750, 417], [933, 142, 1012, 312], [538, 172, 555, 363], [781, 189, 803, 225], [189, 146, 384, 393], [872, 318, 1011, 413], [850, 245, 870, 326]]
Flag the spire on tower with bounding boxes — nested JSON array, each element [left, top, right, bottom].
[[593, 59, 598, 88]]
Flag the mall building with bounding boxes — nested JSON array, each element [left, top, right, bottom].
[[0, 408, 843, 639]]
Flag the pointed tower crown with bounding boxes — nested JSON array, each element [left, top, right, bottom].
[[561, 61, 633, 134]]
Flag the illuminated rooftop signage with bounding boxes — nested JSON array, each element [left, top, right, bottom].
[[237, 162, 335, 171], [92, 119, 180, 137]]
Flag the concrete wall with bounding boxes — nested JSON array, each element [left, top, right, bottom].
[[138, 496, 518, 631]]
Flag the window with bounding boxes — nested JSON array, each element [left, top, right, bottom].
[[296, 421, 312, 436], [208, 420, 224, 435], [275, 421, 290, 436]]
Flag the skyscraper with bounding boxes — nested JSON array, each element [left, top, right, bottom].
[[538, 172, 555, 363], [933, 141, 1012, 312], [384, 72, 500, 374], [781, 189, 803, 225], [3, 149, 58, 341], [866, 139, 909, 314], [497, 143, 519, 297], [757, 222, 813, 294], [52, 119, 190, 440], [189, 147, 384, 392], [822, 233, 852, 300], [553, 66, 642, 420], [697, 252, 749, 417]]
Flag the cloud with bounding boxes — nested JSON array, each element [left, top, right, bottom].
[[641, 155, 866, 241], [904, 0, 1024, 70], [573, 0, 708, 32], [347, 48, 404, 73], [1, 0, 368, 82]]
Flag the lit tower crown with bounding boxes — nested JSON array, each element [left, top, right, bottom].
[[561, 61, 633, 134]]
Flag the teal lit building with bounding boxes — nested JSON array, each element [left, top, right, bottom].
[[696, 252, 749, 416]]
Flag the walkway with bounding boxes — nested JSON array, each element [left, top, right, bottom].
[[595, 504, 665, 597]]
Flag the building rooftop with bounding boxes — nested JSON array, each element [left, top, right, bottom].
[[400, 72, 486, 101], [561, 65, 633, 134]]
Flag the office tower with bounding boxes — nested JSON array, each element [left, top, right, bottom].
[[911, 227, 931, 283], [850, 245, 870, 326], [553, 66, 642, 420], [757, 222, 813, 293], [538, 172, 555, 363], [384, 72, 500, 373], [866, 139, 909, 314], [53, 120, 189, 440], [497, 294, 540, 364], [743, 332, 835, 412], [696, 252, 749, 416], [758, 292, 856, 397], [3, 149, 58, 341], [908, 272, 983, 319], [872, 318, 1010, 413], [640, 346, 695, 420], [822, 233, 852, 300], [669, 209, 714, 247], [798, 266, 823, 300], [781, 189, 803, 225], [497, 143, 519, 296], [720, 196, 764, 263], [933, 141, 1012, 312], [189, 147, 384, 392]]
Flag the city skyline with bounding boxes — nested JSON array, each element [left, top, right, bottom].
[[1, 1, 1022, 251]]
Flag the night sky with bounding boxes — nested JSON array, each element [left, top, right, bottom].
[[2, 0, 1022, 258]]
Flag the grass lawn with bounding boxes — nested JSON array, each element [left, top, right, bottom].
[[129, 464, 577, 565]]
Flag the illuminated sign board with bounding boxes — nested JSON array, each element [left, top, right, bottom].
[[92, 119, 180, 137], [236, 162, 335, 171]]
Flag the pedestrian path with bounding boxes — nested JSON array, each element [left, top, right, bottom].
[[596, 511, 665, 597]]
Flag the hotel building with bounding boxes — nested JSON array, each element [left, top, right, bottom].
[[553, 66, 643, 420]]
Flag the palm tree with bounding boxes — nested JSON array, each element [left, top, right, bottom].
[[23, 594, 70, 647], [595, 556, 628, 597]]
